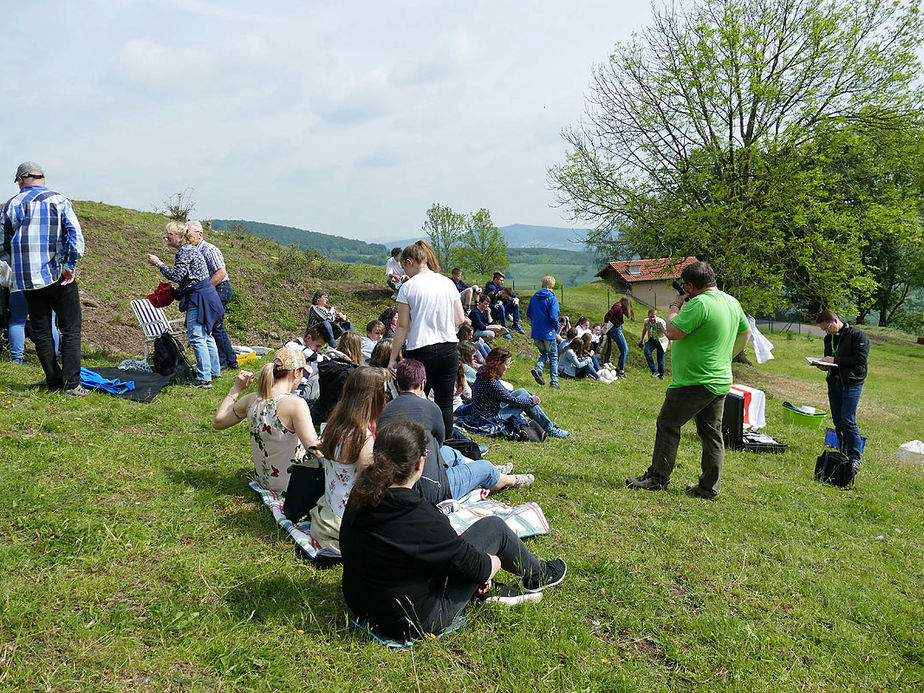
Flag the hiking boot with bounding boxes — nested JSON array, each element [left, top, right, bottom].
[[523, 559, 567, 593], [511, 474, 535, 488], [547, 426, 570, 439], [626, 473, 668, 491], [513, 324, 526, 334], [494, 462, 514, 475], [530, 367, 544, 386], [63, 384, 92, 397], [192, 380, 213, 389], [685, 484, 717, 501], [482, 583, 543, 606]]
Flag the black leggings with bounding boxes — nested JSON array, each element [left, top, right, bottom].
[[421, 517, 544, 633], [405, 341, 459, 438]]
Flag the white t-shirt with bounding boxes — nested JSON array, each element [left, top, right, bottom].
[[396, 270, 460, 351], [385, 256, 403, 278]]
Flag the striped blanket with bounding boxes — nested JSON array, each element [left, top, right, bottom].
[[248, 482, 550, 561]]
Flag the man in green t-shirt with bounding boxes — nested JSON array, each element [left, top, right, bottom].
[[626, 261, 750, 500]]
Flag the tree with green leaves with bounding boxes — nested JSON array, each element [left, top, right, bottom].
[[422, 203, 465, 269], [459, 208, 509, 274], [551, 0, 922, 315]]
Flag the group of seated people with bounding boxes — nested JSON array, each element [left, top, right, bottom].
[[213, 338, 566, 639]]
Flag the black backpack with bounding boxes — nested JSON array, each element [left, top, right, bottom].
[[814, 449, 856, 488], [309, 357, 358, 424], [152, 331, 196, 384]]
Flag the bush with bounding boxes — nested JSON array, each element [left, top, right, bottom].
[[274, 246, 350, 283]]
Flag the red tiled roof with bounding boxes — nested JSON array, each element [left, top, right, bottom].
[[595, 257, 699, 283]]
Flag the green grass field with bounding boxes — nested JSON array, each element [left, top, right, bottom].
[[1, 272, 922, 690]]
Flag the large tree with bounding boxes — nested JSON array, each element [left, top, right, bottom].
[[458, 208, 509, 274], [551, 0, 922, 314], [422, 203, 466, 270]]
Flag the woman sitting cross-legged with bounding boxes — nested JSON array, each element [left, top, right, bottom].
[[309, 366, 388, 553], [471, 347, 570, 438], [340, 418, 567, 641], [212, 346, 321, 493]]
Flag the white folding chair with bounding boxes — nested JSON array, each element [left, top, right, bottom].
[[130, 298, 187, 358]]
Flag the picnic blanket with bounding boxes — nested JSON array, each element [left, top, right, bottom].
[[86, 367, 173, 403], [249, 482, 551, 562]]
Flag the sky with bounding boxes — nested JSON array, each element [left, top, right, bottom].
[[0, 0, 652, 243]]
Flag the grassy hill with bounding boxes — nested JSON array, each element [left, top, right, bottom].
[[71, 202, 394, 356], [1, 204, 922, 691]]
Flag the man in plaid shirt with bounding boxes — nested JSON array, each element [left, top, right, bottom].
[[188, 221, 238, 370], [2, 162, 87, 395]]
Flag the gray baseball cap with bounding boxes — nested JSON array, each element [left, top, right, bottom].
[[14, 161, 44, 181]]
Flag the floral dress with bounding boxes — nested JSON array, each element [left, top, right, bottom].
[[309, 428, 371, 553], [248, 394, 306, 493]]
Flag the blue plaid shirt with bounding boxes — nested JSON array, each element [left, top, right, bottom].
[[193, 238, 229, 282], [1, 185, 84, 291]]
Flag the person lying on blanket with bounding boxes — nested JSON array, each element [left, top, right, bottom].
[[212, 346, 320, 493], [339, 418, 567, 641]]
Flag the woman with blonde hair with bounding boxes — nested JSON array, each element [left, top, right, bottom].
[[147, 221, 223, 387], [212, 346, 320, 493], [388, 240, 465, 437], [309, 366, 388, 553]]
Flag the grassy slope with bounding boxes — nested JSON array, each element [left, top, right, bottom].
[[1, 216, 922, 690]]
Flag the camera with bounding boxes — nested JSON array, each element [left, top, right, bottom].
[[671, 279, 685, 295]]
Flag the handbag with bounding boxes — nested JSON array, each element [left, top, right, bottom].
[[814, 449, 855, 488], [282, 451, 325, 522]]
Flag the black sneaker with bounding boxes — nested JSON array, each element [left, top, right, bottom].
[[482, 582, 543, 606], [523, 559, 567, 593], [530, 367, 544, 386], [192, 380, 213, 389], [685, 484, 717, 501], [626, 473, 668, 491]]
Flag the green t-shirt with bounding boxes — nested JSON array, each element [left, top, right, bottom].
[[669, 289, 748, 395]]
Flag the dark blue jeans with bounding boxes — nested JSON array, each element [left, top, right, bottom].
[[213, 281, 237, 368], [644, 339, 665, 377], [24, 279, 82, 390], [828, 379, 864, 466]]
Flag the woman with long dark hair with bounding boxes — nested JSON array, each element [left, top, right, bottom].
[[602, 295, 634, 377], [309, 367, 388, 553], [340, 418, 566, 640], [387, 240, 465, 438]]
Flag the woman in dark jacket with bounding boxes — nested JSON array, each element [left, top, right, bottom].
[[147, 221, 223, 387], [340, 418, 566, 641], [470, 347, 570, 438]]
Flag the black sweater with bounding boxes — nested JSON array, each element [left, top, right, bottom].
[[823, 324, 869, 385], [340, 487, 491, 639]]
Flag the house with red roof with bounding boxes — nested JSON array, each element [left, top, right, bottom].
[[595, 257, 699, 311]]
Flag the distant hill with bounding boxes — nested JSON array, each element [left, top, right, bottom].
[[391, 223, 589, 252], [209, 219, 388, 265], [506, 247, 600, 291]]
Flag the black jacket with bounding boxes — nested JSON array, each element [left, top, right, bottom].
[[823, 323, 869, 385], [377, 393, 452, 504], [340, 487, 491, 639]]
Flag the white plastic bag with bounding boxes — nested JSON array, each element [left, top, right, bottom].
[[896, 440, 924, 464]]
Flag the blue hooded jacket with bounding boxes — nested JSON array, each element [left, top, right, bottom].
[[526, 288, 559, 340]]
